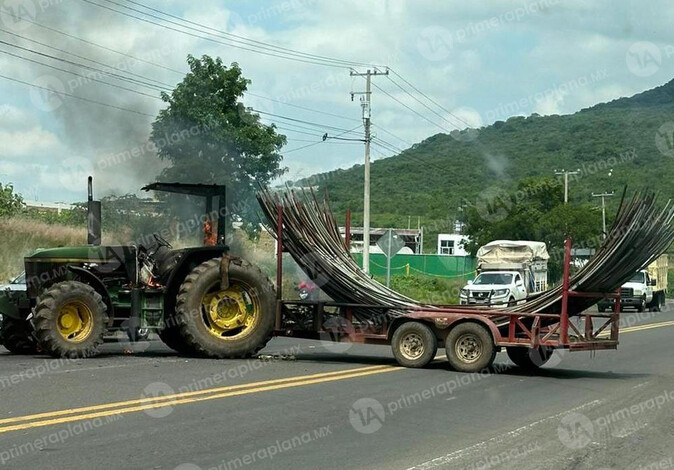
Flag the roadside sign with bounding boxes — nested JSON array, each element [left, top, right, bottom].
[[377, 229, 405, 287], [377, 229, 405, 258]]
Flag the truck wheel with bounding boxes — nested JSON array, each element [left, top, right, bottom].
[[649, 293, 662, 312], [175, 258, 275, 358], [1, 317, 37, 354], [598, 305, 606, 313], [445, 322, 495, 373], [33, 281, 108, 358], [637, 296, 646, 312], [507, 297, 516, 307], [506, 346, 553, 370], [391, 322, 437, 368]]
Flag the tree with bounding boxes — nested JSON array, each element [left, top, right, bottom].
[[461, 176, 601, 281], [0, 183, 23, 217], [151, 55, 287, 233]]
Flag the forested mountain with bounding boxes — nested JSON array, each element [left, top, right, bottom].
[[296, 79, 674, 245]]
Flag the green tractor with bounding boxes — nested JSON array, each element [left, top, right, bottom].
[[0, 179, 275, 359]]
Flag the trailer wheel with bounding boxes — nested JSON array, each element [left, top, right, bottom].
[[175, 258, 275, 358], [391, 322, 437, 368], [506, 346, 553, 370], [445, 322, 495, 373], [33, 281, 108, 358], [0, 316, 37, 354]]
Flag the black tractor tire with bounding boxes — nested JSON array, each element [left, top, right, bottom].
[[1, 316, 37, 354], [391, 321, 437, 368], [158, 322, 195, 354], [506, 346, 553, 370], [445, 322, 496, 373], [33, 281, 108, 358], [175, 258, 275, 359]]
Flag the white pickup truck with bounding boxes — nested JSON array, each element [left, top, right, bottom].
[[598, 256, 668, 312], [460, 271, 528, 306], [460, 240, 549, 307]]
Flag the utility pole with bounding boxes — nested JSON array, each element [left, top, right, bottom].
[[554, 169, 581, 203], [351, 68, 389, 273], [592, 192, 614, 238]]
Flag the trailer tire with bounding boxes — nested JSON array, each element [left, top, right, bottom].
[[175, 258, 275, 359], [445, 322, 495, 373], [506, 346, 553, 370], [1, 316, 37, 354], [391, 322, 437, 368], [33, 281, 108, 358]]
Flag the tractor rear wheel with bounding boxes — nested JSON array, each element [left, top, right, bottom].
[[33, 281, 108, 358], [1, 316, 37, 354], [175, 258, 275, 358], [158, 319, 195, 355]]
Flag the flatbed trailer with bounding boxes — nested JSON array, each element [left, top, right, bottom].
[[271, 206, 621, 372]]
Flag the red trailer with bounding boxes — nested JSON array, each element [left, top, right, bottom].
[[272, 207, 620, 373]]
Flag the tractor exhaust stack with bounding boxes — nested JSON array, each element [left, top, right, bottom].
[[87, 176, 102, 246]]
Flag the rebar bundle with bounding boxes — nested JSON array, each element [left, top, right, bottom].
[[257, 187, 674, 321]]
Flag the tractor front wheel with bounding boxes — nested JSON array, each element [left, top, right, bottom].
[[33, 281, 108, 358], [175, 258, 275, 358]]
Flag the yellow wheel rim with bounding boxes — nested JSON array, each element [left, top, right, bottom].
[[57, 301, 94, 343], [201, 282, 260, 339]]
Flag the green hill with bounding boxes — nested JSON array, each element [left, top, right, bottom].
[[296, 78, 674, 247]]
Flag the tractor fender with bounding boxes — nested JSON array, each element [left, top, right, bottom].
[[67, 266, 115, 327]]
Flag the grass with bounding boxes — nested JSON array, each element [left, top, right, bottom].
[[374, 273, 467, 305], [0, 217, 116, 282]]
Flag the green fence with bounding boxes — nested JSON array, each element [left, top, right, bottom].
[[351, 253, 477, 280]]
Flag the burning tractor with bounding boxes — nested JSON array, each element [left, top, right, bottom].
[[0, 179, 275, 359]]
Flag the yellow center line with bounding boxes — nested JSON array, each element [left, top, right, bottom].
[[0, 366, 401, 434], [0, 364, 393, 427], [2, 319, 673, 435], [598, 319, 674, 336]]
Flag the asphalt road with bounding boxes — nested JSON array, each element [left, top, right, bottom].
[[1, 306, 673, 470]]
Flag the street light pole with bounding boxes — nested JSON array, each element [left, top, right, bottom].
[[592, 192, 614, 238], [554, 169, 581, 203]]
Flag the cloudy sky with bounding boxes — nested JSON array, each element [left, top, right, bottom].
[[1, 0, 673, 202]]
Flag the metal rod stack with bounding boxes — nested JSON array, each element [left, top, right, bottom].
[[257, 187, 674, 321]]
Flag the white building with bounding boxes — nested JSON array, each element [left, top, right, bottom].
[[437, 234, 470, 256]]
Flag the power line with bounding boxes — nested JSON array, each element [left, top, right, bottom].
[[120, 0, 380, 69], [385, 73, 464, 130], [0, 9, 184, 75], [78, 0, 364, 69], [0, 27, 175, 89], [0, 47, 163, 100], [283, 125, 361, 154], [0, 39, 168, 92], [0, 73, 154, 117], [246, 92, 359, 123], [252, 109, 362, 135], [388, 68, 475, 129]]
